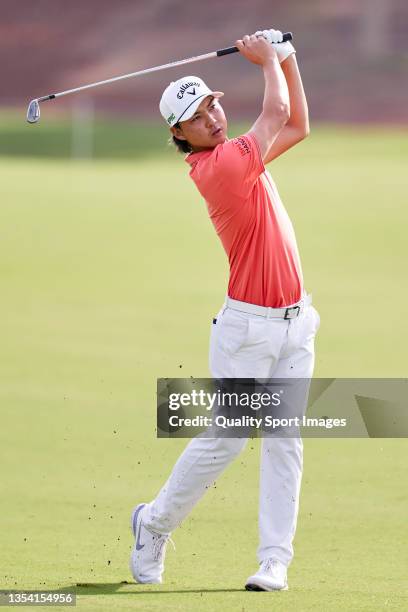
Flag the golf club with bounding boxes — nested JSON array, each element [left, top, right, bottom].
[[26, 31, 293, 124]]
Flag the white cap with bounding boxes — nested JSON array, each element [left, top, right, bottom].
[[159, 76, 224, 126]]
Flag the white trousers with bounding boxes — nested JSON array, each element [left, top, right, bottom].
[[145, 299, 320, 566]]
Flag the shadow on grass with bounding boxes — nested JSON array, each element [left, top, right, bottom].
[[71, 581, 245, 595]]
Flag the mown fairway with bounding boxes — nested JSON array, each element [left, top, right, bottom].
[[1, 126, 407, 610]]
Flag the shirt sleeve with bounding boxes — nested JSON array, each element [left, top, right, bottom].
[[211, 134, 265, 199]]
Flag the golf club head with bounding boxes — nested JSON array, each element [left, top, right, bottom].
[[27, 99, 40, 124]]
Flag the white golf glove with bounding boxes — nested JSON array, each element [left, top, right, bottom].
[[255, 29, 296, 64]]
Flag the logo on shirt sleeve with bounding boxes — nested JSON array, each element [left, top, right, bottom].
[[233, 137, 251, 157]]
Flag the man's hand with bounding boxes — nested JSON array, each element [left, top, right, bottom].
[[235, 34, 278, 66], [254, 29, 296, 64]]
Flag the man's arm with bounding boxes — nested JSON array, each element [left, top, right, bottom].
[[263, 54, 309, 163], [236, 35, 290, 161]]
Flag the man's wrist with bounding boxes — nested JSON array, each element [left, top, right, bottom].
[[279, 53, 298, 76], [261, 55, 280, 69]]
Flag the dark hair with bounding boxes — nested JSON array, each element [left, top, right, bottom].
[[169, 122, 192, 154]]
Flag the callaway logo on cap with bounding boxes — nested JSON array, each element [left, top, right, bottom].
[[159, 76, 224, 126]]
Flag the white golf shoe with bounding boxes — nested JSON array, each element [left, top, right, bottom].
[[245, 558, 288, 591], [129, 503, 174, 584]]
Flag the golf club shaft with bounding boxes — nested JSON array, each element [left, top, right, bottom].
[[37, 32, 293, 103]]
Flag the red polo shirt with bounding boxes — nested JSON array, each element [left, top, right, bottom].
[[186, 134, 303, 308]]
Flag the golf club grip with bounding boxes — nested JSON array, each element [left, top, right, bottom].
[[217, 32, 293, 57]]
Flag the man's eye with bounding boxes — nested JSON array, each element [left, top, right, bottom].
[[210, 104, 216, 109], [192, 115, 199, 122]]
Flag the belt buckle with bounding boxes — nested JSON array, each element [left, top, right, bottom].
[[284, 305, 300, 320]]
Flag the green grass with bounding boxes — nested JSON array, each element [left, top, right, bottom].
[[0, 116, 169, 159], [1, 126, 407, 610]]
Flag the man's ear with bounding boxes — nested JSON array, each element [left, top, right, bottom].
[[170, 125, 187, 141]]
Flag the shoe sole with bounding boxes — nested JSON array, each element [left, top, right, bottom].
[[245, 582, 288, 592]]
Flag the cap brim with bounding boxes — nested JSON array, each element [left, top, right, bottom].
[[177, 91, 224, 124]]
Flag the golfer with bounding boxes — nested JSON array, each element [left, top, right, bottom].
[[130, 30, 320, 591]]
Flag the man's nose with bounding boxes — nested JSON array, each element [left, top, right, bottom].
[[205, 112, 217, 127]]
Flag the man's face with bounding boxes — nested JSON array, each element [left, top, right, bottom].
[[171, 96, 227, 152]]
